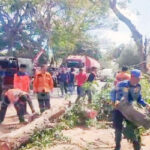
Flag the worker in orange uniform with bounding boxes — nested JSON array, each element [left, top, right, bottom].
[[33, 64, 54, 113], [14, 64, 30, 114], [114, 66, 130, 86], [0, 89, 35, 123]]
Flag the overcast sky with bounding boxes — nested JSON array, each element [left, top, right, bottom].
[[92, 0, 150, 46], [129, 0, 150, 36]]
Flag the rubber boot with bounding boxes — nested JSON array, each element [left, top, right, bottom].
[[114, 129, 122, 150]]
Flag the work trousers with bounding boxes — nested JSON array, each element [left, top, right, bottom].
[[0, 95, 27, 123], [113, 109, 141, 150], [37, 92, 50, 113]]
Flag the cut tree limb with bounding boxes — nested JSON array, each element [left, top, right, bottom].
[[0, 102, 69, 150]]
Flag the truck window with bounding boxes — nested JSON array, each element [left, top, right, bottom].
[[67, 61, 84, 68]]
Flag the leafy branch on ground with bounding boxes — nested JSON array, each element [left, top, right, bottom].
[[20, 124, 71, 150], [20, 81, 113, 150], [20, 76, 150, 149]]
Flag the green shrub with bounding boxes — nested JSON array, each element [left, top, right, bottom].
[[140, 76, 150, 104], [91, 81, 113, 121]]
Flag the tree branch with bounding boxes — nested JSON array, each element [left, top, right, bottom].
[[110, 0, 143, 46]]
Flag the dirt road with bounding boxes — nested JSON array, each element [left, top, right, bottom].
[[1, 83, 150, 150], [28, 126, 150, 150]]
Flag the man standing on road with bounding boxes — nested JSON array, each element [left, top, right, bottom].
[[111, 66, 131, 105], [114, 66, 130, 86], [75, 68, 87, 103], [112, 69, 150, 150], [14, 64, 30, 113], [68, 68, 75, 95], [33, 64, 54, 113], [86, 67, 97, 103], [57, 68, 69, 97]]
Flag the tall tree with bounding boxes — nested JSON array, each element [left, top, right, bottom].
[[73, 36, 102, 60], [51, 0, 110, 61], [0, 0, 46, 57], [110, 0, 147, 72], [0, 0, 111, 63]]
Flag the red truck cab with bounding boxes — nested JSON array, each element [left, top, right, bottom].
[[65, 55, 100, 73]]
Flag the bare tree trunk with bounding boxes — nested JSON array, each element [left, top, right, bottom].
[[0, 103, 69, 150], [110, 0, 147, 72]]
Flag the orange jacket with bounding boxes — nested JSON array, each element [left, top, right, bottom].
[[33, 72, 54, 93], [114, 72, 130, 86], [14, 73, 30, 92]]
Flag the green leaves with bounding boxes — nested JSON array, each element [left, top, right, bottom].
[[20, 125, 70, 150], [0, 0, 110, 61], [122, 76, 150, 142], [123, 120, 141, 142], [140, 76, 150, 104], [50, 0, 109, 60]]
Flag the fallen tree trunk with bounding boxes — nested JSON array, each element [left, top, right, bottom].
[[117, 99, 150, 129], [0, 102, 69, 150]]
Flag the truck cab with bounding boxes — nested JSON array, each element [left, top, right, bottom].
[[65, 55, 101, 73]]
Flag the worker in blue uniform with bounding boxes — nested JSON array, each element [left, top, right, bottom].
[[111, 69, 150, 150]]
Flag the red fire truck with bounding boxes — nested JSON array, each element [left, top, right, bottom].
[[65, 55, 101, 72]]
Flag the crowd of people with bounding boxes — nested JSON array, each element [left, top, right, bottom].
[[0, 61, 148, 150], [0, 64, 54, 123], [57, 66, 97, 102], [0, 63, 97, 124]]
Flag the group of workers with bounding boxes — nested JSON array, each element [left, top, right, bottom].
[[0, 63, 97, 124], [57, 67, 75, 96], [0, 61, 148, 150], [112, 66, 150, 150], [53, 65, 150, 150], [0, 64, 54, 123], [75, 67, 97, 103], [57, 67, 97, 103]]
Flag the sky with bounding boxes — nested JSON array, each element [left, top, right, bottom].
[[129, 0, 150, 36], [92, 0, 150, 47]]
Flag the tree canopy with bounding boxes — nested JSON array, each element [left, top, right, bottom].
[[0, 0, 111, 62], [0, 0, 46, 58]]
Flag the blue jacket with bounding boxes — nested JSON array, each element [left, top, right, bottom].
[[57, 72, 69, 83], [112, 80, 147, 107], [68, 72, 74, 83]]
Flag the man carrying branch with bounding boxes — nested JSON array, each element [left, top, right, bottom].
[[112, 69, 150, 150]]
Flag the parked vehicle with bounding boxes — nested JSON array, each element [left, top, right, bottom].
[[64, 55, 101, 73]]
